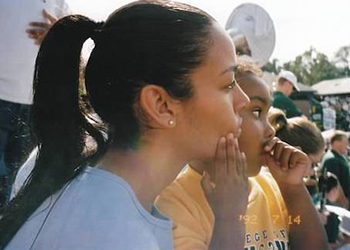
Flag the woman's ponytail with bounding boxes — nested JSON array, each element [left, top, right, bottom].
[[268, 108, 324, 155], [268, 108, 288, 134], [0, 15, 106, 249], [33, 15, 103, 159]]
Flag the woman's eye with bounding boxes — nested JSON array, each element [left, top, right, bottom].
[[252, 108, 262, 118], [227, 79, 237, 90]]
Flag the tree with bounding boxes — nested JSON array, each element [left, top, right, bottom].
[[261, 58, 281, 74], [334, 45, 350, 77], [282, 47, 342, 85]]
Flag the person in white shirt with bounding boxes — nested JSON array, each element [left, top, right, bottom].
[[0, 0, 70, 206]]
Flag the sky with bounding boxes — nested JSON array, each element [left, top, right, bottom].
[[66, 0, 350, 63]]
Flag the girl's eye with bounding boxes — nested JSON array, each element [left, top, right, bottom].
[[227, 79, 237, 90], [252, 108, 262, 118]]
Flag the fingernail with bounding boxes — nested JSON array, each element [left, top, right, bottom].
[[220, 137, 226, 143], [227, 133, 233, 140]]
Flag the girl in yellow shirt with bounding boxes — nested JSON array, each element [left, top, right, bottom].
[[156, 62, 329, 250]]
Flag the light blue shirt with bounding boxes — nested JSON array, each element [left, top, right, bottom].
[[6, 167, 173, 250]]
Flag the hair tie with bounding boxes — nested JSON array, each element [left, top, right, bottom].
[[90, 21, 105, 43], [95, 21, 105, 28]]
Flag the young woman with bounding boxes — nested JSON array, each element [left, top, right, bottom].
[[269, 109, 348, 208], [156, 62, 329, 250], [268, 108, 325, 174], [0, 1, 250, 249], [269, 109, 349, 248]]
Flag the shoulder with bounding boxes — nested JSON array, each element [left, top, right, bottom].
[[255, 168, 278, 187], [272, 93, 294, 107], [322, 152, 341, 166], [10, 169, 172, 250], [272, 92, 285, 101], [156, 167, 213, 248], [322, 150, 336, 161], [156, 167, 208, 218]]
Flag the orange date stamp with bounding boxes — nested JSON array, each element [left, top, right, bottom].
[[239, 214, 302, 225]]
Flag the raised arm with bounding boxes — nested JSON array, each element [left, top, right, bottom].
[[264, 139, 330, 250]]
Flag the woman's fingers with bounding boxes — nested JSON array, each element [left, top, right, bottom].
[[225, 133, 247, 180], [241, 152, 248, 180], [214, 133, 248, 184], [226, 133, 236, 176], [26, 28, 45, 37], [213, 133, 248, 185], [43, 9, 57, 24], [234, 139, 244, 178], [215, 137, 227, 180], [28, 22, 50, 29]]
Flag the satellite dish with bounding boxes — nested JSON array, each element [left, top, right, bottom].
[[226, 3, 276, 67]]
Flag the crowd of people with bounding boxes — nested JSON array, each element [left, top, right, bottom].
[[271, 70, 350, 249], [0, 0, 349, 250], [321, 95, 350, 132]]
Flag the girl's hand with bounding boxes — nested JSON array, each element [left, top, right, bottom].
[[263, 138, 311, 186], [201, 133, 248, 221]]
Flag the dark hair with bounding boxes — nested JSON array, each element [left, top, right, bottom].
[[0, 1, 213, 247], [330, 130, 348, 145], [318, 172, 339, 193], [268, 108, 325, 155]]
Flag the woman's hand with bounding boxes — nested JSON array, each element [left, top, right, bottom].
[[26, 9, 57, 45], [263, 137, 311, 186], [202, 133, 248, 250], [201, 133, 248, 221]]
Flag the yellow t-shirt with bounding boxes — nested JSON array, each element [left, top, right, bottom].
[[156, 166, 290, 250]]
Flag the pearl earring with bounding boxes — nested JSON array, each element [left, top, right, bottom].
[[168, 120, 175, 126]]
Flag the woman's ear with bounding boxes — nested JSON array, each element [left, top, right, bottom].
[[138, 85, 178, 128]]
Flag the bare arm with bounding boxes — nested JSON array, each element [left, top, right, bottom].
[[279, 183, 329, 250], [264, 139, 330, 250]]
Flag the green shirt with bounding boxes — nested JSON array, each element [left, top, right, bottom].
[[272, 91, 302, 118], [321, 149, 350, 203]]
